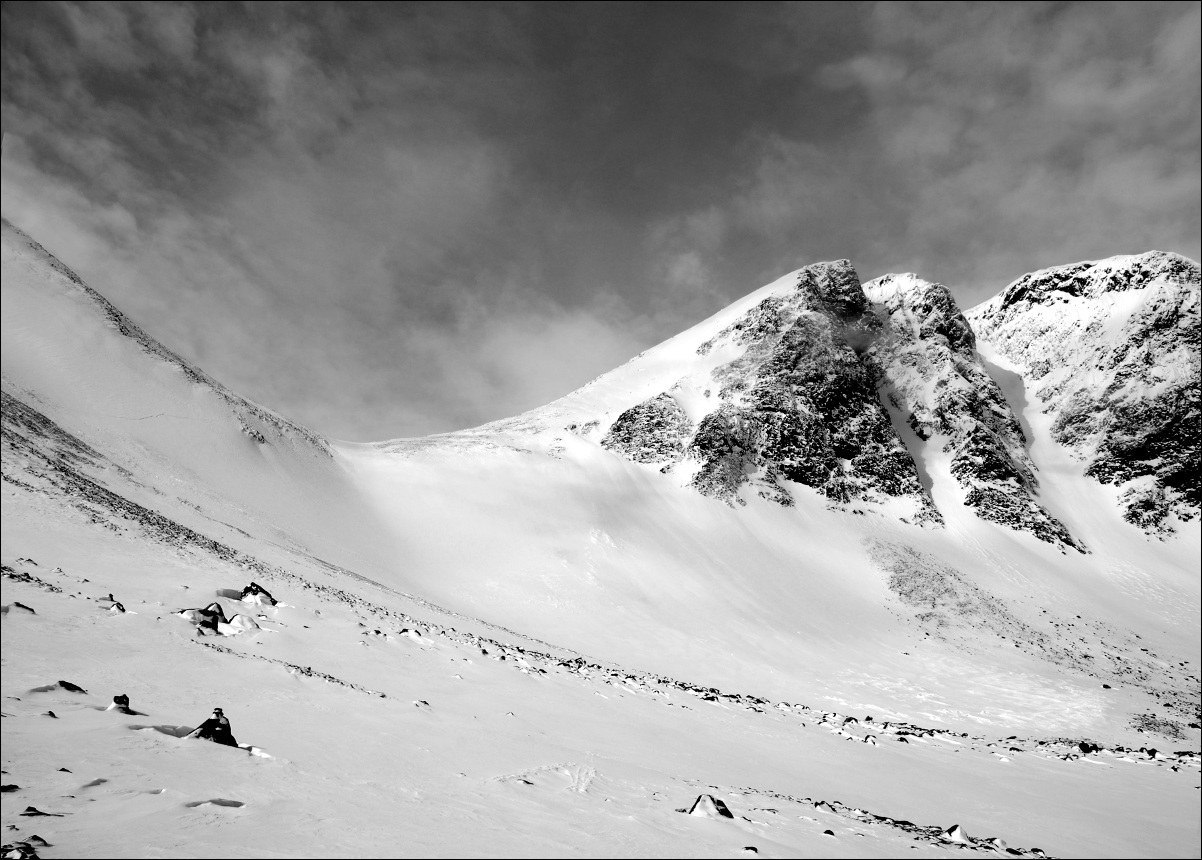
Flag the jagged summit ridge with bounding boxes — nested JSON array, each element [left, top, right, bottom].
[[988, 251, 1198, 309], [968, 252, 1200, 535]]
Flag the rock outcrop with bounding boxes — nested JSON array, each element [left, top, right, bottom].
[[968, 252, 1199, 535], [865, 274, 1083, 551], [601, 393, 692, 464], [689, 263, 937, 520]]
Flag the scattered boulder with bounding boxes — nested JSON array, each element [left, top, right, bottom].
[[2, 839, 45, 860], [105, 694, 144, 716], [686, 794, 734, 819], [185, 708, 238, 747], [184, 798, 245, 808], [17, 808, 63, 818], [177, 602, 228, 631], [942, 824, 971, 844], [29, 681, 87, 695], [218, 614, 260, 635], [239, 582, 277, 606]]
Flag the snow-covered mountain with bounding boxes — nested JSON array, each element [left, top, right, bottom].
[[2, 218, 1198, 858]]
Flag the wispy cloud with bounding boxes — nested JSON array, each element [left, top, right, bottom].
[[2, 2, 1197, 439]]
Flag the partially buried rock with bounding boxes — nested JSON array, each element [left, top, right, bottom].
[[184, 798, 245, 808], [18, 808, 63, 818], [29, 681, 86, 695], [218, 614, 260, 635], [185, 708, 238, 747], [942, 823, 971, 844], [177, 603, 228, 631], [2, 841, 43, 860], [239, 582, 277, 606], [105, 694, 143, 716], [686, 794, 734, 819]]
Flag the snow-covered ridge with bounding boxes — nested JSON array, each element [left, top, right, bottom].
[[1, 219, 329, 457], [967, 252, 1200, 535]]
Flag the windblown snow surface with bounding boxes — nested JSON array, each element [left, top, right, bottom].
[[2, 219, 1199, 858]]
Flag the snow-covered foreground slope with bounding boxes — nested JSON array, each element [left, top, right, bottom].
[[3, 219, 1199, 858]]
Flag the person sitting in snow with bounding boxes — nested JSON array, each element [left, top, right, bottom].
[[185, 707, 238, 747]]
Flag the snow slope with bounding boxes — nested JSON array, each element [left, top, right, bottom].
[[3, 219, 1199, 858]]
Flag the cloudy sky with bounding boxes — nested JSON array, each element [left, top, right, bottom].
[[2, 2, 1199, 440]]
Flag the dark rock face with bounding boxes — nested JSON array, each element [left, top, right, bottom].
[[601, 394, 692, 463], [969, 252, 1199, 535], [619, 261, 941, 520], [865, 275, 1084, 552]]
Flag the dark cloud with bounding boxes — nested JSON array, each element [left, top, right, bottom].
[[2, 2, 1198, 440]]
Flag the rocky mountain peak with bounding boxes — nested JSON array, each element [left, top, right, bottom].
[[865, 274, 976, 356], [592, 260, 1123, 550], [968, 252, 1200, 535], [793, 258, 870, 319], [427, 249, 1194, 549], [604, 261, 940, 521]]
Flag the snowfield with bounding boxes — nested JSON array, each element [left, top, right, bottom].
[[2, 219, 1199, 858]]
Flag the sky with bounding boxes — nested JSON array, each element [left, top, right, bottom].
[[2, 2, 1199, 441]]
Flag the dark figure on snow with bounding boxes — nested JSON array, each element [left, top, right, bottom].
[[185, 707, 238, 746]]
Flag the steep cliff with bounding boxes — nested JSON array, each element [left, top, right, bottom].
[[865, 274, 1083, 551]]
